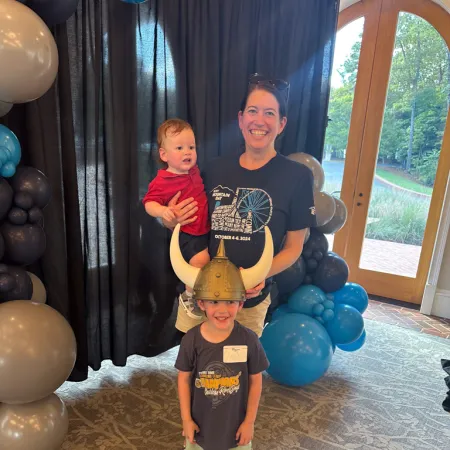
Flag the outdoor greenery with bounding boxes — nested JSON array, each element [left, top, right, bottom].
[[325, 13, 449, 187], [322, 13, 449, 247], [375, 168, 433, 195]]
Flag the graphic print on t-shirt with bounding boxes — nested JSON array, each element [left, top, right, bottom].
[[211, 185, 273, 234], [195, 361, 242, 408]]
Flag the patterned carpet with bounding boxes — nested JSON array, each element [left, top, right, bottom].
[[57, 319, 450, 450]]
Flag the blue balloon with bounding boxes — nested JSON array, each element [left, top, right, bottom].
[[333, 283, 369, 313], [121, 0, 147, 3], [313, 303, 325, 316], [288, 285, 327, 316], [325, 304, 364, 345], [271, 304, 294, 321], [337, 329, 366, 352], [0, 125, 21, 165], [322, 309, 335, 322], [261, 313, 334, 386], [0, 162, 16, 178]]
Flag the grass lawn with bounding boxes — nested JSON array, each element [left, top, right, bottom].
[[375, 168, 433, 195]]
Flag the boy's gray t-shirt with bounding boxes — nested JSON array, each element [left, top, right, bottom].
[[175, 321, 269, 450]]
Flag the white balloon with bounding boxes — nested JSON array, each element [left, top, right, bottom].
[[0, 0, 59, 103], [27, 272, 47, 304]]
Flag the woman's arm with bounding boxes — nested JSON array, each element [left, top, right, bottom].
[[244, 229, 307, 298], [266, 229, 307, 278]]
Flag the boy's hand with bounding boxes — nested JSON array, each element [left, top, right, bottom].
[[236, 419, 254, 446], [162, 206, 176, 223], [182, 418, 200, 444]]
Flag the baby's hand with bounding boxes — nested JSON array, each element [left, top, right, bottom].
[[162, 206, 176, 222], [182, 419, 200, 444], [236, 419, 254, 446]]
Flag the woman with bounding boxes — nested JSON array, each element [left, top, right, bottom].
[[166, 74, 316, 337]]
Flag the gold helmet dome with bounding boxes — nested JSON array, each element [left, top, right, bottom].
[[170, 225, 273, 301]]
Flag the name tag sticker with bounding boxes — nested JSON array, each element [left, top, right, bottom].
[[223, 345, 248, 363]]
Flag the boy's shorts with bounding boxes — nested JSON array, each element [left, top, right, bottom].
[[179, 231, 209, 262], [175, 294, 271, 337], [185, 440, 252, 450]]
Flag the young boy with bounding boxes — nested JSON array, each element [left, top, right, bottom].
[[142, 119, 210, 319], [170, 224, 272, 450]]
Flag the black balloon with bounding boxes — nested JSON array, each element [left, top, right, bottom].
[[313, 252, 349, 293], [306, 258, 318, 273], [274, 256, 306, 295], [304, 275, 313, 285], [303, 228, 329, 257], [20, 0, 79, 26], [14, 191, 34, 210], [0, 223, 46, 265], [28, 206, 44, 224], [8, 207, 28, 225], [10, 167, 51, 209], [0, 266, 32, 302], [0, 178, 13, 221]]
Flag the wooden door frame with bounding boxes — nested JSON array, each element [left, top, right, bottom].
[[335, 0, 450, 304]]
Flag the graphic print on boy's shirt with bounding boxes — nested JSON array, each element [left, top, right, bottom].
[[195, 361, 242, 408]]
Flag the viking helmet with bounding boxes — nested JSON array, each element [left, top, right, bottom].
[[170, 224, 273, 301]]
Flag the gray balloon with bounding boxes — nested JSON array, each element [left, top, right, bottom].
[[0, 100, 13, 117], [313, 191, 336, 227], [287, 152, 325, 191], [0, 394, 68, 450], [0, 301, 77, 404], [316, 197, 348, 234], [304, 228, 310, 243]]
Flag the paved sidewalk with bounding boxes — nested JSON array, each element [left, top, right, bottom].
[[326, 235, 421, 278]]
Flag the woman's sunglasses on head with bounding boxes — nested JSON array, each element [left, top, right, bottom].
[[248, 73, 290, 102]]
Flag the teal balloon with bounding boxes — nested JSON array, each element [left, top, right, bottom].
[[337, 329, 366, 352], [313, 303, 325, 316], [0, 125, 21, 165], [271, 304, 294, 321], [322, 309, 335, 322], [261, 313, 333, 386], [333, 283, 369, 313], [0, 162, 16, 178], [288, 285, 327, 316], [323, 300, 334, 310], [325, 304, 364, 345]]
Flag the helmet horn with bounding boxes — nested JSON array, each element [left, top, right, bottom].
[[169, 224, 200, 289]]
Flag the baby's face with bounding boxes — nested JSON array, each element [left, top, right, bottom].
[[159, 128, 197, 174]]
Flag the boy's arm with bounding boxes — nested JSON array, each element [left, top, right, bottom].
[[236, 372, 263, 446], [245, 372, 263, 424], [177, 370, 193, 422], [178, 370, 200, 444]]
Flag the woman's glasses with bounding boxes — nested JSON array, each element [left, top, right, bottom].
[[248, 73, 290, 102]]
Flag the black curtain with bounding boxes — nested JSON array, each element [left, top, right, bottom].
[[1, 0, 338, 381]]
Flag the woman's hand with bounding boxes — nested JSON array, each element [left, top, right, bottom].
[[240, 267, 265, 299], [163, 191, 199, 229]]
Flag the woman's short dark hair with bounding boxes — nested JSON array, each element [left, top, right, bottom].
[[239, 83, 288, 119]]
